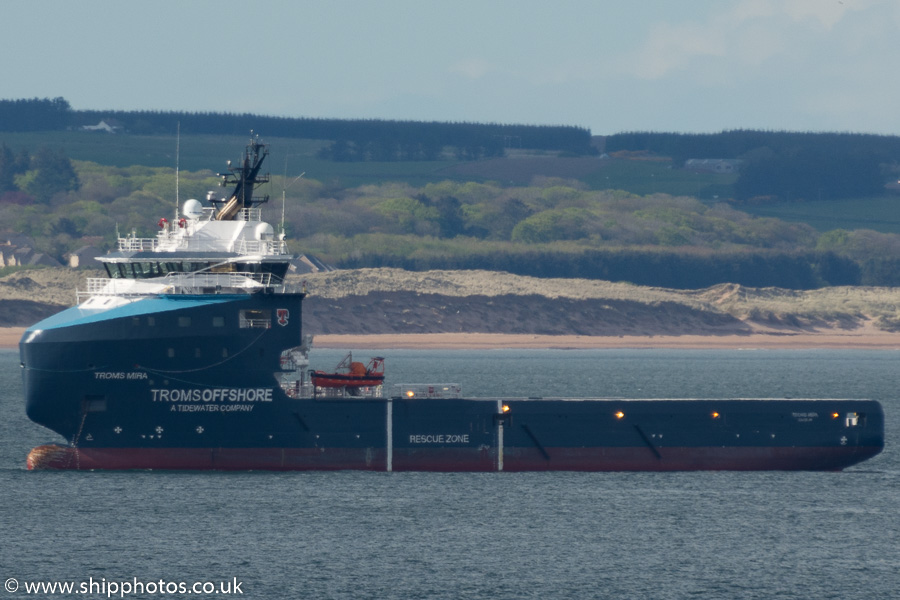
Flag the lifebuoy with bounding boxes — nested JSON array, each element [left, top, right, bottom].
[[158, 217, 168, 229], [178, 217, 187, 228]]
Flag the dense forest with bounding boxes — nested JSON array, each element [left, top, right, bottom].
[[0, 97, 594, 159], [607, 131, 898, 202], [4, 97, 900, 289]]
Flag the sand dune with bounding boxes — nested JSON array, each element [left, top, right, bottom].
[[5, 268, 900, 350], [5, 327, 900, 351]]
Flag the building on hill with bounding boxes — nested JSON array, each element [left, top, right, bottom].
[[66, 246, 103, 268], [0, 241, 64, 268], [13, 247, 32, 266], [81, 119, 122, 133], [0, 232, 36, 248], [0, 245, 17, 267], [684, 159, 743, 173], [24, 252, 64, 268]]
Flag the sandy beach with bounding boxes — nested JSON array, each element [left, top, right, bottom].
[[1, 328, 25, 348], [5, 326, 900, 350]]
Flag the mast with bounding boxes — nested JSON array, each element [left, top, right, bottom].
[[175, 122, 180, 222], [213, 133, 270, 221]]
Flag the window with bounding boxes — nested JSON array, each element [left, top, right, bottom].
[[82, 396, 107, 413], [239, 309, 271, 329], [212, 316, 225, 327], [178, 316, 191, 327]]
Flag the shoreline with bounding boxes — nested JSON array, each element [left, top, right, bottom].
[[4, 327, 900, 350]]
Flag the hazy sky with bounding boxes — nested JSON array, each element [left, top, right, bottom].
[[5, 0, 900, 135]]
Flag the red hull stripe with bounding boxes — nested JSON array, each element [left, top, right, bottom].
[[27, 444, 880, 472]]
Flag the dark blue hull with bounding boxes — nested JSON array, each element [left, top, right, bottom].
[[21, 293, 885, 471]]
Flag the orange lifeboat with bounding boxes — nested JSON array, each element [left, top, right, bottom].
[[311, 353, 385, 389]]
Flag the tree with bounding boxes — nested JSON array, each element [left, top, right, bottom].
[[22, 147, 80, 203], [417, 194, 466, 237], [0, 144, 16, 192]]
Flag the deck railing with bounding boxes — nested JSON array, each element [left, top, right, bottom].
[[78, 272, 288, 301], [117, 238, 159, 252], [116, 236, 288, 256]]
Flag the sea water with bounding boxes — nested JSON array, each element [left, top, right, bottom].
[[1, 348, 898, 600]]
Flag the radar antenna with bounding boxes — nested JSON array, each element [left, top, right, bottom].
[[212, 132, 270, 221]]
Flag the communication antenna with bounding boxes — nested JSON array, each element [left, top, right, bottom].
[[174, 122, 181, 221], [281, 153, 304, 238]]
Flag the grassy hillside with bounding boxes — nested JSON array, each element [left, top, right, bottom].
[[0, 131, 458, 187], [4, 130, 900, 290], [0, 131, 735, 193], [740, 196, 900, 234]]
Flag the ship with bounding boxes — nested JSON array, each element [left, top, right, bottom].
[[20, 137, 884, 471]]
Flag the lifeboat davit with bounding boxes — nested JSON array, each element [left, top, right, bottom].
[[311, 353, 385, 389]]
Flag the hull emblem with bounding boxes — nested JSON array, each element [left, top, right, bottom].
[[277, 308, 290, 326]]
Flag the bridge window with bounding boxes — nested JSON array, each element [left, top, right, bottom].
[[239, 309, 271, 329]]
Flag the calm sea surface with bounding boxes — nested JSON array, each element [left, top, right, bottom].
[[1, 347, 898, 599]]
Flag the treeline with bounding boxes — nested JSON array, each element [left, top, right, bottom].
[[74, 110, 593, 156], [338, 248, 900, 289], [606, 130, 900, 164], [0, 97, 72, 131], [607, 130, 900, 202], [0, 97, 594, 157]]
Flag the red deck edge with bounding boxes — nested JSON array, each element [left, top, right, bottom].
[[27, 444, 880, 472]]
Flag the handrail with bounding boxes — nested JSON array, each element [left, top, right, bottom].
[[77, 272, 289, 301], [116, 236, 288, 255]]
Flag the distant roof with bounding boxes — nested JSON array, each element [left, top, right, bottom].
[[0, 232, 36, 247]]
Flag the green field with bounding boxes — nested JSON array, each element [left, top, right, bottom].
[[739, 196, 900, 234], [0, 131, 464, 187], [581, 159, 737, 198], [1, 131, 735, 192]]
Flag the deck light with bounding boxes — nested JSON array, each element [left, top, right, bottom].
[[711, 412, 720, 419], [502, 405, 510, 413], [615, 411, 625, 419], [832, 412, 840, 419], [406, 390, 415, 398]]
